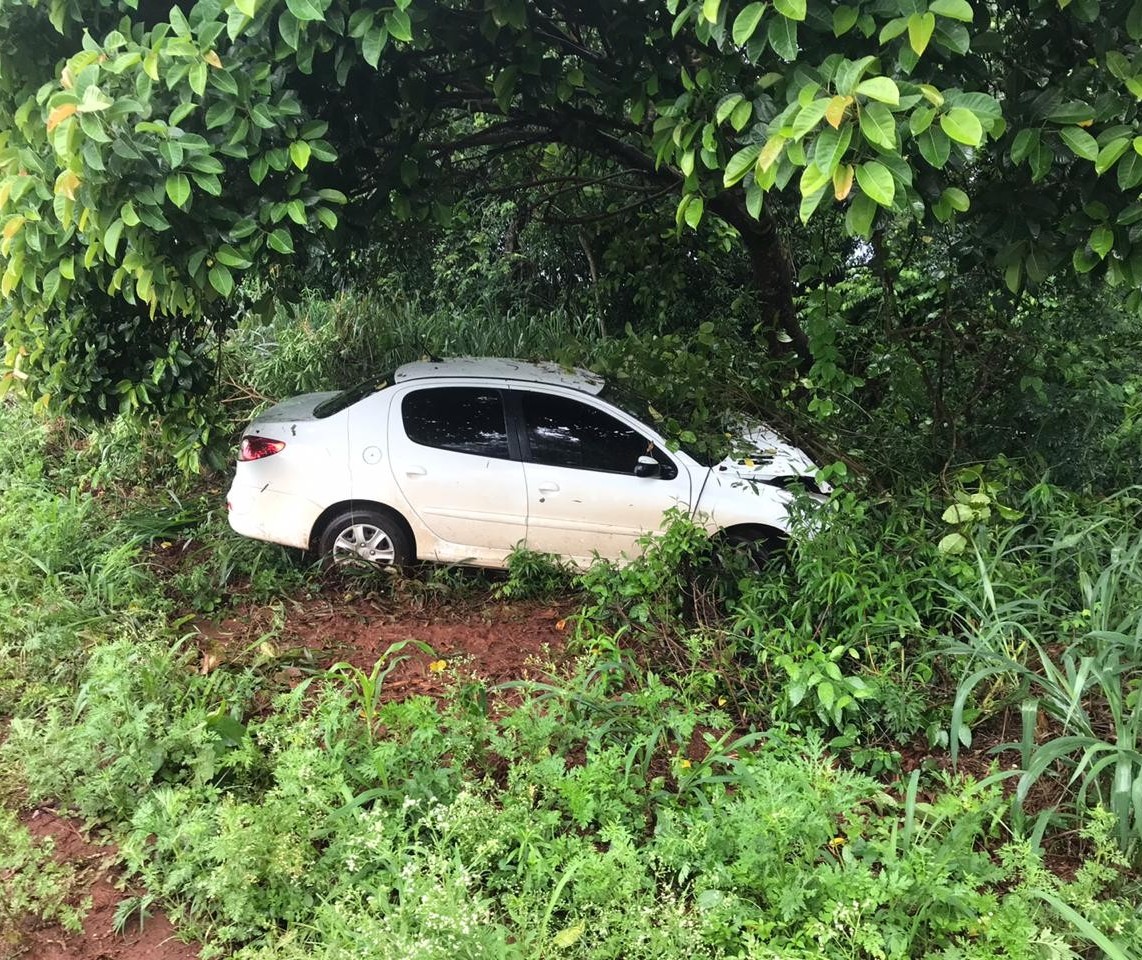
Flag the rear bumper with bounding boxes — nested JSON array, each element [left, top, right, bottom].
[[226, 478, 323, 551]]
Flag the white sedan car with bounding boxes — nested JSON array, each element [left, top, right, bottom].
[[226, 358, 824, 568]]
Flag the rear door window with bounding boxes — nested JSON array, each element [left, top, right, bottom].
[[520, 391, 655, 474], [402, 387, 510, 458]]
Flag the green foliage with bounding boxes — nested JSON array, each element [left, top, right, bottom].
[[2, 377, 1142, 957], [496, 546, 575, 601]]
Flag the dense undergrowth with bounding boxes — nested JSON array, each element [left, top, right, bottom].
[[2, 294, 1142, 959]]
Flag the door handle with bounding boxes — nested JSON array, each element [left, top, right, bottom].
[[537, 481, 560, 494], [405, 465, 427, 477]]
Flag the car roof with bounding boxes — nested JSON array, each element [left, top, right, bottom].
[[393, 358, 605, 395]]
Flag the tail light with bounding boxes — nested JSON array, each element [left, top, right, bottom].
[[239, 435, 286, 461]]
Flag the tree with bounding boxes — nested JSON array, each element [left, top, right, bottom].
[[0, 0, 1139, 457]]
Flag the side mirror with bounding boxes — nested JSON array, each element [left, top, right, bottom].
[[634, 455, 660, 478]]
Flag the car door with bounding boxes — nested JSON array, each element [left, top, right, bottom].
[[513, 388, 693, 563], [388, 384, 528, 560]]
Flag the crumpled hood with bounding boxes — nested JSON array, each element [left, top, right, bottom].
[[715, 420, 825, 489]]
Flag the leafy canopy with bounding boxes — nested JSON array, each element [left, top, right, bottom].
[[0, 0, 1140, 448]]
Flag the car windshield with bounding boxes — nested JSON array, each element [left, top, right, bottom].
[[313, 371, 396, 419], [599, 383, 713, 466]]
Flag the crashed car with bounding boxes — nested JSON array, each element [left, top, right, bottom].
[[227, 358, 825, 568]]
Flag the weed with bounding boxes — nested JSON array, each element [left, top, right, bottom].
[[496, 546, 576, 601]]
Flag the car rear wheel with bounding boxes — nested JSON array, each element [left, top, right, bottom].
[[318, 507, 413, 569]]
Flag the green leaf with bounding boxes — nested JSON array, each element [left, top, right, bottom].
[[942, 503, 974, 523], [942, 187, 969, 212], [817, 679, 835, 709], [702, 0, 722, 24], [791, 99, 829, 140], [929, 0, 974, 21], [347, 9, 374, 37], [387, 8, 413, 42], [859, 102, 896, 150], [1010, 128, 1038, 164], [267, 228, 294, 254], [285, 0, 327, 23], [165, 173, 191, 208], [215, 245, 251, 268], [767, 15, 798, 60], [845, 190, 877, 236], [907, 12, 935, 54], [773, 0, 806, 21], [206, 102, 236, 130], [940, 107, 983, 146], [188, 60, 207, 97], [813, 125, 853, 175], [732, 2, 765, 45], [684, 195, 704, 228], [251, 103, 276, 129], [879, 17, 908, 43], [1095, 137, 1130, 176], [856, 160, 895, 207], [856, 76, 900, 106], [917, 126, 951, 168], [938, 532, 968, 554], [723, 143, 762, 186], [362, 25, 388, 68], [289, 140, 311, 170], [552, 922, 586, 950], [715, 93, 744, 125], [729, 99, 752, 131], [1127, 0, 1142, 40], [799, 162, 830, 199], [279, 10, 300, 49], [833, 5, 858, 35], [287, 199, 307, 225], [1118, 152, 1142, 190], [209, 262, 234, 296], [235, 0, 257, 16], [104, 218, 124, 259], [1090, 225, 1114, 259], [1059, 126, 1098, 162]]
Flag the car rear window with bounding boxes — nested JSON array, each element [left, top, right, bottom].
[[401, 387, 510, 458], [313, 371, 396, 419]]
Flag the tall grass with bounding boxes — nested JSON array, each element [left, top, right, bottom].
[[227, 288, 599, 405], [945, 493, 1142, 856]]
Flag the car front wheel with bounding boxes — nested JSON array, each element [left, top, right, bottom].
[[717, 526, 787, 572], [317, 507, 413, 569]]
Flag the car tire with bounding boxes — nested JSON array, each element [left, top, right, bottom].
[[718, 526, 787, 572], [317, 506, 413, 570]]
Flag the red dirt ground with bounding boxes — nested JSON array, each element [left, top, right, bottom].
[[15, 808, 199, 960], [191, 589, 575, 701]]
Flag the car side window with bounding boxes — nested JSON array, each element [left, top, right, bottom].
[[402, 387, 510, 458], [521, 391, 660, 474]]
